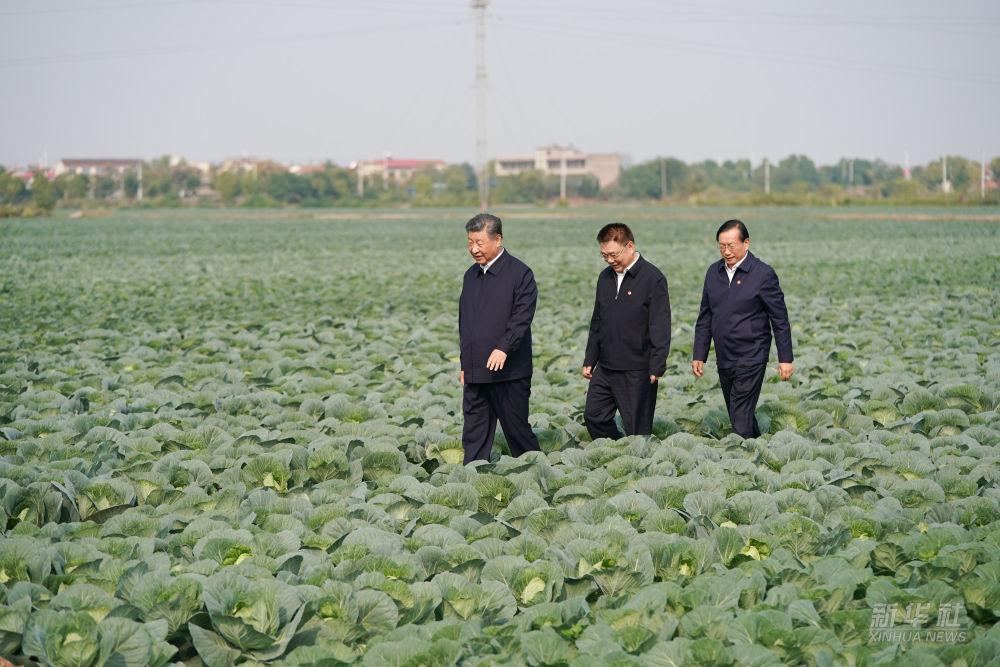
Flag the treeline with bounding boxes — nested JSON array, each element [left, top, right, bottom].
[[213, 163, 479, 208], [613, 155, 1000, 205], [2, 154, 998, 217]]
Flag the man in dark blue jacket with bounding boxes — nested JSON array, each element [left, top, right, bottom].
[[692, 219, 794, 438], [583, 223, 671, 439], [459, 213, 541, 463]]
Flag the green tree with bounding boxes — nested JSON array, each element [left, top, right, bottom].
[[411, 168, 436, 199], [170, 164, 202, 196], [0, 168, 28, 204], [143, 158, 174, 198], [94, 175, 117, 199], [53, 173, 89, 201], [577, 175, 600, 198], [123, 171, 139, 199], [305, 169, 339, 201], [714, 160, 754, 190], [215, 171, 241, 204], [617, 158, 687, 198], [328, 167, 356, 203], [916, 160, 945, 191], [68, 174, 89, 200], [262, 172, 313, 204], [444, 164, 475, 195], [943, 156, 977, 192], [495, 170, 545, 203], [30, 170, 57, 211], [772, 155, 819, 191]]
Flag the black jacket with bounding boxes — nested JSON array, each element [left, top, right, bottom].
[[693, 252, 793, 370], [583, 255, 672, 377], [459, 250, 537, 384]]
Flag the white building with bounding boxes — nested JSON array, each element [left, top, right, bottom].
[[494, 145, 621, 188], [54, 158, 140, 177]]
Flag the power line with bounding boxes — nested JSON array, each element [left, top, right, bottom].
[[473, 0, 489, 210], [208, 0, 464, 12], [494, 17, 1000, 86], [0, 1, 198, 16], [488, 23, 531, 154], [0, 0, 463, 15], [628, 0, 1000, 28], [0, 20, 466, 68], [491, 2, 1000, 39]]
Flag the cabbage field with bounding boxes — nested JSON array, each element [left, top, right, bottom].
[[0, 206, 998, 666]]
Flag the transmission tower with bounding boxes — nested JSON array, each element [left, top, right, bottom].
[[473, 0, 489, 211]]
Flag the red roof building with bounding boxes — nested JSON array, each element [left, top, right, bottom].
[[351, 157, 445, 184]]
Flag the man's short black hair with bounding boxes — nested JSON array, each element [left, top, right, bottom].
[[597, 222, 634, 246], [466, 213, 502, 238], [716, 219, 749, 241]]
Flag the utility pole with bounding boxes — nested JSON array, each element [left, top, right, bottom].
[[473, 0, 489, 211], [559, 153, 567, 201], [660, 157, 667, 200], [942, 156, 948, 192], [982, 154, 987, 199], [848, 159, 854, 186], [763, 158, 770, 194], [904, 150, 911, 181], [136, 161, 143, 202]]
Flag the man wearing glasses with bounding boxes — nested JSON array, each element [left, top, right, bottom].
[[582, 223, 671, 439], [692, 219, 794, 438], [459, 213, 541, 463]]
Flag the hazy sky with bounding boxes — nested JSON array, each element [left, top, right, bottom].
[[2, 0, 998, 168]]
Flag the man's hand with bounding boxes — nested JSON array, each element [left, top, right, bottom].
[[778, 362, 794, 381], [582, 366, 593, 379], [691, 360, 704, 378], [486, 349, 507, 371], [649, 375, 658, 384], [459, 370, 464, 385]]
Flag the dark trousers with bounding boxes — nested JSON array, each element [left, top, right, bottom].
[[718, 363, 767, 438], [462, 377, 540, 463], [584, 366, 657, 440]]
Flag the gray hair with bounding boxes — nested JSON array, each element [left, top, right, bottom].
[[465, 213, 502, 238]]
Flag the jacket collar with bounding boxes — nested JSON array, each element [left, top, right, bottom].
[[717, 251, 757, 275], [605, 253, 645, 278], [478, 248, 510, 276]]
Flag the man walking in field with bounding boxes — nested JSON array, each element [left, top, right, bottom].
[[692, 219, 794, 438], [459, 213, 541, 463], [582, 223, 671, 439]]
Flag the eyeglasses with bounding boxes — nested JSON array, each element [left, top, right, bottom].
[[718, 241, 745, 252], [600, 244, 630, 260]]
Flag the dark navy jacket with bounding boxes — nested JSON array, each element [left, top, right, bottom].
[[459, 250, 537, 384], [693, 252, 793, 370], [583, 255, 672, 377]]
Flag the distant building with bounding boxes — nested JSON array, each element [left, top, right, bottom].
[[351, 158, 445, 184], [170, 156, 212, 180], [54, 158, 140, 176], [289, 164, 328, 175], [494, 145, 621, 188], [219, 157, 286, 174], [8, 167, 41, 183]]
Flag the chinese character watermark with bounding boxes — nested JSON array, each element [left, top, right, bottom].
[[868, 601, 969, 645]]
